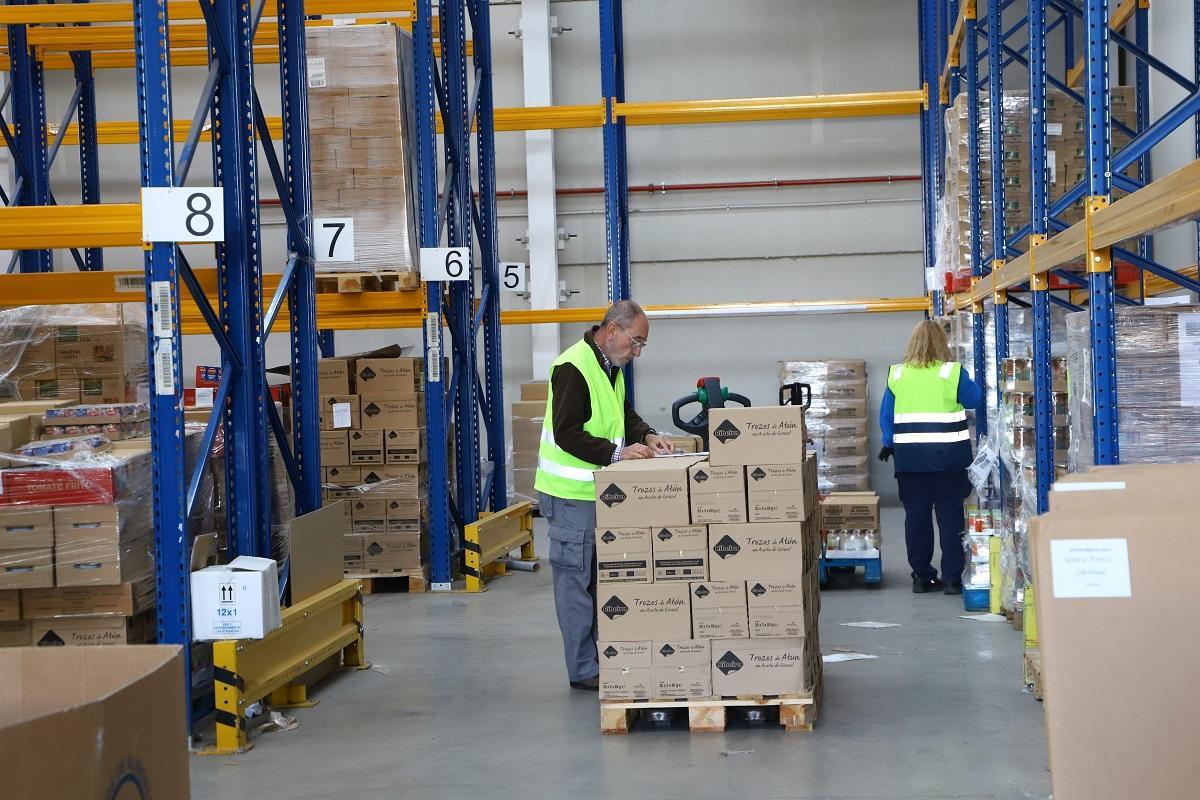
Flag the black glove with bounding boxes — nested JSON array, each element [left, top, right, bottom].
[[878, 446, 893, 462]]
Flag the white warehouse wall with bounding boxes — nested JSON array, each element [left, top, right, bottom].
[[37, 0, 932, 500]]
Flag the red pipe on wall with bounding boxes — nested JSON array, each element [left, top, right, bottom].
[[260, 174, 920, 206]]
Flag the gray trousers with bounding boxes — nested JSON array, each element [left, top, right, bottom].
[[539, 492, 598, 682]]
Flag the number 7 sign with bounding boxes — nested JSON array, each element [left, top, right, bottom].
[[315, 218, 355, 262]]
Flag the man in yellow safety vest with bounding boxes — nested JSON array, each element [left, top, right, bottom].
[[534, 300, 673, 690]]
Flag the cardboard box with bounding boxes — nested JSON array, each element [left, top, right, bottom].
[[708, 522, 805, 582], [0, 589, 19, 621], [324, 465, 362, 486], [653, 664, 712, 699], [510, 400, 545, 419], [0, 507, 53, 549], [0, 619, 31, 646], [342, 533, 365, 572], [320, 430, 350, 467], [0, 549, 53, 590], [355, 357, 423, 395], [598, 640, 652, 669], [78, 377, 124, 405], [597, 582, 691, 642], [383, 429, 425, 464], [361, 465, 426, 494], [30, 613, 152, 647], [384, 496, 428, 532], [748, 605, 807, 639], [748, 490, 812, 523], [599, 666, 653, 701], [596, 527, 651, 583], [520, 381, 548, 401], [320, 395, 360, 430], [349, 429, 385, 465], [820, 493, 880, 529], [652, 525, 708, 583], [708, 407, 806, 466], [689, 491, 747, 524], [351, 496, 387, 522], [747, 579, 809, 637], [820, 436, 870, 458], [1028, 465, 1200, 799], [318, 358, 354, 394], [711, 637, 809, 696], [0, 646, 191, 799], [20, 583, 142, 618], [362, 532, 426, 571], [594, 456, 701, 528], [692, 605, 749, 639], [687, 462, 744, 493], [360, 394, 425, 429], [191, 556, 282, 641]]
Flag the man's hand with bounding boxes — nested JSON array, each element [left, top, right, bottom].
[[644, 433, 673, 456], [878, 446, 893, 462], [620, 443, 653, 460]]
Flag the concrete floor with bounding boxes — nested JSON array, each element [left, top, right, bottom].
[[191, 508, 1051, 800]]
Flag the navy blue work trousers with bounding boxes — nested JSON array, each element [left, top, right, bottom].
[[896, 470, 971, 583]]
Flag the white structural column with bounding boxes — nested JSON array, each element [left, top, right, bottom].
[[521, 0, 562, 376]]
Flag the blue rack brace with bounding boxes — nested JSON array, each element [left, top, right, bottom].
[[7, 3, 52, 273], [1028, 0, 1053, 513], [965, 3, 988, 438]]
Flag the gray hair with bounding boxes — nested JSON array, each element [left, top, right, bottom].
[[600, 299, 645, 329]]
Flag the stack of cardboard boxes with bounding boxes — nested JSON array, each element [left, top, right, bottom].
[[307, 24, 419, 274], [510, 381, 548, 501], [318, 353, 430, 576], [0, 305, 148, 405], [0, 439, 156, 647], [595, 405, 822, 701], [818, 492, 882, 560], [779, 360, 871, 494]]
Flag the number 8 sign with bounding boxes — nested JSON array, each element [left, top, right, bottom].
[[141, 187, 225, 243]]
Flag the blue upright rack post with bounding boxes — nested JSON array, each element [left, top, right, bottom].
[[132, 0, 192, 713], [987, 0, 1009, 408], [920, 0, 942, 315], [1027, 0, 1053, 513], [1084, 0, 1118, 466], [71, 48, 103, 271], [964, 2, 988, 438], [414, 0, 454, 589], [1134, 0, 1152, 298], [469, 0, 509, 511], [7, 3, 52, 273], [599, 0, 635, 402]]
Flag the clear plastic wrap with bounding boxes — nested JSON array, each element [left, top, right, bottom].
[[307, 24, 419, 274], [778, 360, 871, 494], [778, 360, 866, 386], [1068, 306, 1200, 469]]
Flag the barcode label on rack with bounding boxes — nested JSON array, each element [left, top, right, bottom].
[[114, 274, 145, 293], [1178, 314, 1200, 406], [155, 340, 177, 396], [151, 281, 174, 338], [427, 347, 442, 383], [426, 313, 441, 349], [307, 56, 327, 88]]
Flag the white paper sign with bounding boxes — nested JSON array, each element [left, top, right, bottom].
[[332, 402, 352, 429], [141, 187, 225, 243], [1050, 538, 1132, 599], [500, 261, 526, 292], [1176, 313, 1200, 406], [307, 56, 327, 88], [195, 387, 215, 408], [154, 340, 176, 396], [315, 218, 355, 262], [1047, 122, 1063, 136], [420, 247, 470, 282]]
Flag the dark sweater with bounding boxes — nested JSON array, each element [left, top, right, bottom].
[[550, 328, 654, 466]]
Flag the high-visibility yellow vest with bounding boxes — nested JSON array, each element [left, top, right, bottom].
[[887, 361, 972, 472]]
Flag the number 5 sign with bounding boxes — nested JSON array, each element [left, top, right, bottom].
[[141, 187, 225, 242], [420, 247, 471, 281], [315, 218, 355, 262]]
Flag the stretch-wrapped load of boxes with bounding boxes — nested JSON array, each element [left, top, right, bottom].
[[595, 405, 822, 701], [510, 381, 548, 502], [319, 351, 434, 576], [1067, 305, 1200, 468], [0, 431, 156, 648], [307, 24, 419, 273], [938, 87, 1139, 291], [819, 492, 881, 560], [0, 304, 148, 405], [779, 359, 870, 494]]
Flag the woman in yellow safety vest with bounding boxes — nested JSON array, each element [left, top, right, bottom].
[[879, 321, 984, 595]]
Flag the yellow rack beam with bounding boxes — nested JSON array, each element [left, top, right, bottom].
[[0, 0, 414, 25], [950, 157, 1200, 311], [938, 0, 976, 104], [0, 204, 142, 249], [614, 90, 927, 126], [1066, 0, 1141, 87]]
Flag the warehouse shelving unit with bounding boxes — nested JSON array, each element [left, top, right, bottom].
[[922, 0, 1200, 511]]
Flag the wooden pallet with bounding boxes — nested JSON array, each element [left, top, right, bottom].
[[315, 270, 421, 294], [1003, 606, 1024, 632], [345, 566, 429, 594], [601, 691, 818, 735], [1023, 647, 1044, 701]]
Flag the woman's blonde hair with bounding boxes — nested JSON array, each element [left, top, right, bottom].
[[904, 321, 953, 367]]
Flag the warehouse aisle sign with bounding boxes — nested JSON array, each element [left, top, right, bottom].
[[141, 187, 225, 242]]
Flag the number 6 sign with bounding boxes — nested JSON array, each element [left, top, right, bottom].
[[420, 247, 471, 281], [141, 187, 225, 243]]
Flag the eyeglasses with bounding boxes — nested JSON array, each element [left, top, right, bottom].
[[616, 326, 648, 350]]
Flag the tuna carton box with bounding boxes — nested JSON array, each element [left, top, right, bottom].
[[708, 407, 806, 467], [596, 527, 652, 583], [653, 639, 712, 699], [598, 640, 652, 701], [711, 637, 809, 696], [595, 456, 702, 527], [747, 579, 809, 638], [652, 525, 708, 582], [708, 522, 806, 582], [597, 582, 691, 641], [688, 461, 746, 524], [689, 580, 748, 639]]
